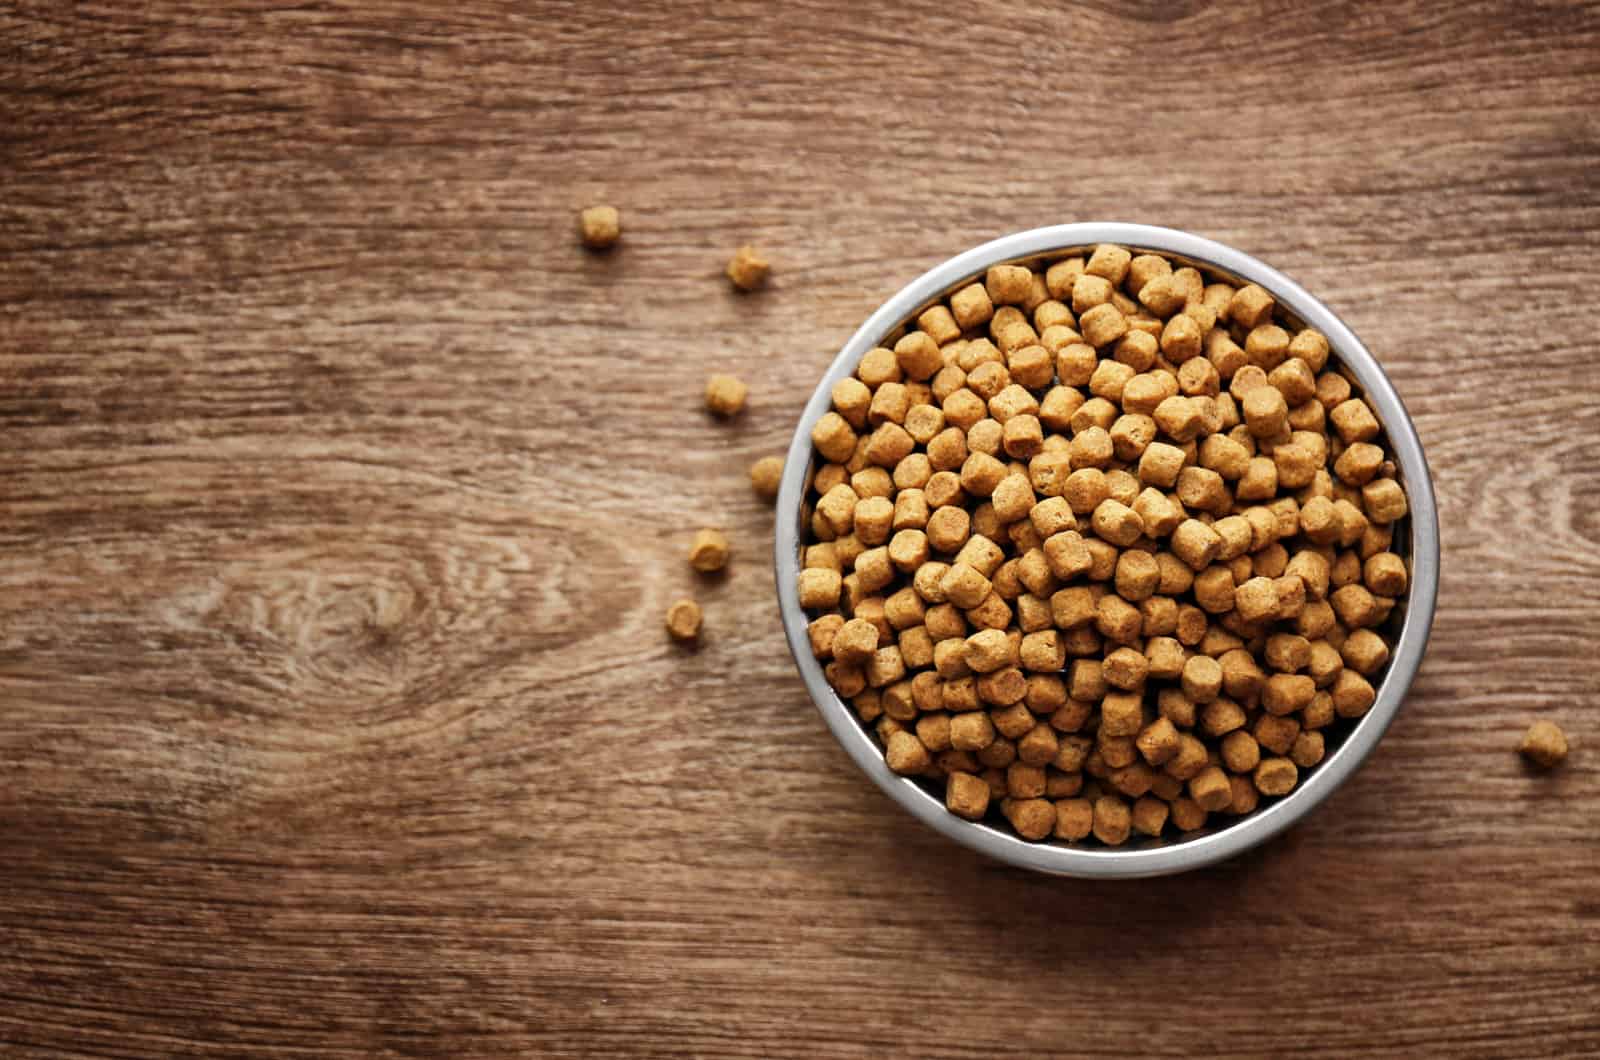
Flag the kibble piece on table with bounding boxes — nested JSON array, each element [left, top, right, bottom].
[[749, 456, 784, 500], [578, 205, 620, 249], [665, 599, 702, 642], [797, 244, 1410, 845], [726, 244, 770, 291], [689, 528, 730, 572], [705, 374, 748, 417], [1518, 720, 1568, 769]]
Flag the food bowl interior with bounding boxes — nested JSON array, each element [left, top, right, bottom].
[[775, 223, 1440, 878]]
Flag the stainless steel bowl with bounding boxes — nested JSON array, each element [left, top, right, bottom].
[[774, 223, 1439, 879]]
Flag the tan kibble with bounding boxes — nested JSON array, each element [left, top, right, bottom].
[[1181, 654, 1224, 703], [1234, 576, 1280, 622], [1191, 565, 1235, 615], [831, 618, 880, 666], [689, 528, 731, 573], [1146, 634, 1187, 679], [1152, 395, 1204, 442], [1242, 385, 1289, 438], [1079, 303, 1128, 347], [1246, 325, 1291, 370], [807, 614, 845, 658], [746, 455, 785, 501], [1329, 398, 1380, 445], [1362, 478, 1408, 524], [1518, 720, 1569, 769], [1227, 283, 1276, 328], [1091, 499, 1144, 547], [705, 373, 749, 418], [797, 568, 843, 610], [665, 598, 702, 642], [892, 331, 943, 382], [1263, 674, 1316, 715], [1079, 243, 1130, 286], [950, 711, 997, 752], [1340, 628, 1390, 676], [577, 204, 621, 249], [1199, 698, 1247, 739], [825, 660, 865, 698], [1254, 757, 1299, 796], [726, 245, 769, 291], [950, 282, 995, 330], [1096, 593, 1143, 645]]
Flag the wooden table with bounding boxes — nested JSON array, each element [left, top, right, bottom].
[[2, 3, 1596, 1056]]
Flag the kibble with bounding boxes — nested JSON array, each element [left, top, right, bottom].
[[726, 244, 769, 291], [665, 599, 702, 642], [1518, 720, 1568, 769], [578, 205, 621, 249], [798, 245, 1409, 844]]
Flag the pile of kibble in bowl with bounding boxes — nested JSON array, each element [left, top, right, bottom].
[[796, 245, 1409, 846]]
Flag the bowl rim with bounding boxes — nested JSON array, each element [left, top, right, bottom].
[[773, 222, 1440, 879]]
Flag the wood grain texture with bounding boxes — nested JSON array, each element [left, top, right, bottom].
[[1, 1, 1598, 1056]]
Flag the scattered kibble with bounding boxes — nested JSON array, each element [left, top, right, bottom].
[[798, 243, 1412, 846], [665, 599, 702, 641], [578, 205, 620, 249], [726, 245, 770, 291], [689, 528, 730, 573], [705, 373, 748, 417], [749, 455, 784, 501], [1518, 720, 1568, 769]]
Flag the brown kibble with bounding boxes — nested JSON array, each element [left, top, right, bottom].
[[1255, 715, 1302, 756], [950, 711, 997, 752], [1189, 766, 1233, 811], [831, 618, 881, 667], [885, 730, 931, 775], [1290, 731, 1325, 769], [1004, 797, 1057, 841], [1518, 720, 1568, 769], [1331, 669, 1376, 718], [945, 772, 991, 820], [1136, 717, 1181, 766], [665, 599, 702, 642], [1362, 478, 1408, 524], [1253, 757, 1299, 796], [1092, 795, 1132, 845], [1053, 798, 1094, 840], [726, 244, 769, 291]]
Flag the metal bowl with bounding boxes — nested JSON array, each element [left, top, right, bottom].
[[774, 223, 1439, 879]]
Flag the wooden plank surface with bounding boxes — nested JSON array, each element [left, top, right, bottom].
[[1, 1, 1597, 1056]]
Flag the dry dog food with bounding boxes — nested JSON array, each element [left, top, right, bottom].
[[750, 456, 785, 500], [578, 205, 620, 249], [665, 599, 702, 641], [727, 245, 770, 291], [689, 528, 730, 573], [798, 245, 1411, 845], [705, 374, 748, 417], [1519, 720, 1568, 768]]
